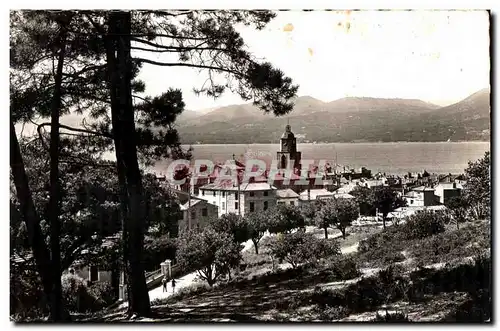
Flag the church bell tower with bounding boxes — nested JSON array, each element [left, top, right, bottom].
[[277, 123, 301, 171]]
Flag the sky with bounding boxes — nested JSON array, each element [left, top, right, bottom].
[[136, 10, 490, 110]]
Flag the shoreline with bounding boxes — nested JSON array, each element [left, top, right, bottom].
[[182, 141, 490, 146]]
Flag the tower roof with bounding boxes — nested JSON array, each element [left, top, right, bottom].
[[281, 123, 295, 139]]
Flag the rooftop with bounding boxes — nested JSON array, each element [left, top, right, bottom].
[[276, 188, 300, 199], [200, 182, 277, 191], [299, 188, 334, 200]]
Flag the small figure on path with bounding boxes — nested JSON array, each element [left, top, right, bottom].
[[171, 278, 176, 293], [162, 276, 167, 292]]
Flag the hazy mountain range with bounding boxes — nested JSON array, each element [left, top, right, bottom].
[[176, 88, 490, 144]]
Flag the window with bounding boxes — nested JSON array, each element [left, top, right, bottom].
[[278, 201, 285, 205], [194, 188, 199, 195], [290, 201, 295, 206], [249, 192, 255, 197], [90, 266, 98, 282], [202, 208, 208, 217], [201, 190, 205, 196], [222, 202, 225, 210], [264, 191, 269, 197], [235, 202, 239, 210], [410, 199, 414, 205], [213, 191, 216, 197], [264, 201, 268, 210], [250, 202, 255, 212], [235, 193, 239, 200], [191, 211, 196, 220], [222, 191, 225, 197]]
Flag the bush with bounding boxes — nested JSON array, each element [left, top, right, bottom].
[[61, 274, 112, 313], [408, 222, 490, 265], [382, 251, 406, 265], [402, 210, 447, 240], [326, 255, 362, 280], [266, 231, 340, 269], [373, 311, 409, 322], [318, 306, 350, 321], [10, 265, 47, 320]]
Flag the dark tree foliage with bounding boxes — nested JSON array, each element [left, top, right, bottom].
[[245, 210, 271, 254], [350, 186, 376, 216], [11, 9, 298, 319], [266, 231, 340, 269], [208, 213, 249, 244], [463, 152, 490, 220], [176, 227, 242, 286], [373, 186, 406, 229], [445, 195, 469, 230], [268, 204, 305, 234]]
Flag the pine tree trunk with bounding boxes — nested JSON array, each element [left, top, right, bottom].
[[103, 12, 133, 310], [47, 24, 69, 322], [10, 120, 54, 315], [108, 11, 151, 317]]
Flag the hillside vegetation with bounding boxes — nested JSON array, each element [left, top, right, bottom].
[[177, 88, 490, 144]]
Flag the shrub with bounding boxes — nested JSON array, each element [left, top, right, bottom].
[[326, 255, 362, 280], [10, 265, 47, 320], [318, 306, 350, 321], [61, 274, 111, 313], [266, 231, 340, 269], [443, 289, 491, 322], [402, 210, 447, 240], [408, 222, 490, 265], [373, 311, 409, 322], [382, 251, 406, 265]]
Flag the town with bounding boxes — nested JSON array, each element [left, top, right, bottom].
[[9, 9, 490, 324]]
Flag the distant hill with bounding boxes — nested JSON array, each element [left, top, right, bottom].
[[176, 89, 490, 144]]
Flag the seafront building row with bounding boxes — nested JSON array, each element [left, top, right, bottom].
[[157, 124, 465, 231]]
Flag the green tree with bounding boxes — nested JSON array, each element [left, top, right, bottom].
[[350, 186, 376, 216], [315, 198, 358, 239], [208, 213, 249, 244], [12, 9, 298, 317], [268, 204, 305, 234], [266, 231, 339, 269], [300, 200, 324, 226], [176, 227, 242, 286], [373, 186, 406, 229], [463, 152, 490, 219], [445, 195, 469, 230], [245, 210, 271, 254]]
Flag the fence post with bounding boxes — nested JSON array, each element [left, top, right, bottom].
[[165, 259, 172, 278], [118, 271, 127, 301]]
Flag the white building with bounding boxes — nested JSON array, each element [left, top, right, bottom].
[[276, 188, 300, 206], [197, 181, 277, 217], [388, 205, 447, 220], [403, 186, 436, 207], [433, 182, 463, 205]]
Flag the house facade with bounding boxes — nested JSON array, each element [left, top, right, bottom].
[[433, 182, 463, 205], [179, 199, 219, 232], [403, 186, 436, 207], [197, 182, 278, 217]]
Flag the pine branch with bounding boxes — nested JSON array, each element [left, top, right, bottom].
[[133, 58, 244, 77]]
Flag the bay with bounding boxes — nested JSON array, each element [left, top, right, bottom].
[[150, 142, 490, 176]]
